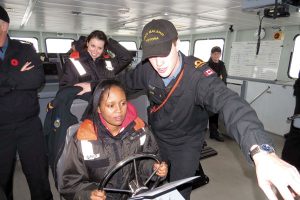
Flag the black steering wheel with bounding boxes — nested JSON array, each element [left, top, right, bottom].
[[98, 153, 161, 197]]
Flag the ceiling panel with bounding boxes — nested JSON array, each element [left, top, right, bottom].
[[1, 0, 299, 36]]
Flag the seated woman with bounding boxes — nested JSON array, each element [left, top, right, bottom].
[[60, 79, 167, 200], [59, 30, 133, 95]]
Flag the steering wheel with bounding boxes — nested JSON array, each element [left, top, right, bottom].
[[98, 153, 161, 197]]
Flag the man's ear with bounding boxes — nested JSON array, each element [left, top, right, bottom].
[[97, 106, 101, 114], [175, 38, 181, 53]]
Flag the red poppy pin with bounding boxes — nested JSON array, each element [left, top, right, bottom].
[[11, 58, 19, 67]]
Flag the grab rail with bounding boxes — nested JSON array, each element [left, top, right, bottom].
[[249, 86, 271, 105]]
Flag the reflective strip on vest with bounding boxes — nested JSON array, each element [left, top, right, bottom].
[[69, 58, 87, 76]]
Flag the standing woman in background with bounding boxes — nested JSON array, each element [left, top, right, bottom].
[[59, 30, 133, 95]]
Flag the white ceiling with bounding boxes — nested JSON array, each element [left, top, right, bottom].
[[2, 0, 300, 36]]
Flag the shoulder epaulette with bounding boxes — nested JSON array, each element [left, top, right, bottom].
[[76, 119, 98, 141], [133, 117, 145, 131], [194, 59, 206, 69], [18, 40, 32, 45]]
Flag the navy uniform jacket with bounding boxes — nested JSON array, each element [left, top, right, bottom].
[[0, 37, 45, 125], [123, 52, 271, 163]]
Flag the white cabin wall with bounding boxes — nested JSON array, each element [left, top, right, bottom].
[[244, 81, 294, 136], [187, 25, 300, 135]]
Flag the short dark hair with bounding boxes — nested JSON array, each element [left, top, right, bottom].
[[211, 46, 221, 53], [0, 6, 9, 23]]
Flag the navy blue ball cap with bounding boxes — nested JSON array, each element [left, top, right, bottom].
[[141, 19, 178, 61], [0, 6, 9, 23]]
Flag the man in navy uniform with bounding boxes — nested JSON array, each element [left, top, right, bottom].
[[121, 19, 300, 200], [0, 6, 52, 200], [207, 46, 228, 142]]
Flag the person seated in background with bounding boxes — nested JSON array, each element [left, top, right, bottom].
[[59, 30, 133, 95], [66, 40, 76, 55], [60, 79, 168, 200], [207, 46, 228, 142]]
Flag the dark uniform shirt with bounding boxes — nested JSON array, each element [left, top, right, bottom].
[[207, 57, 227, 84], [59, 38, 133, 89], [0, 37, 45, 125], [123, 52, 271, 163]]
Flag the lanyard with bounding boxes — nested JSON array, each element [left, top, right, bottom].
[[150, 64, 186, 113]]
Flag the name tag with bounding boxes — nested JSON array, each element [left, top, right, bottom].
[[81, 140, 100, 160], [105, 60, 114, 71]]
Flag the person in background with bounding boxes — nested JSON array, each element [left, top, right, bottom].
[[0, 6, 53, 200], [120, 19, 300, 200], [60, 79, 168, 200], [59, 30, 132, 95], [207, 46, 227, 142], [67, 40, 76, 55]]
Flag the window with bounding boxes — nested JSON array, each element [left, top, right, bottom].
[[46, 38, 74, 53], [194, 39, 225, 62], [11, 37, 39, 52], [179, 40, 190, 56], [119, 41, 137, 51], [289, 35, 300, 78]]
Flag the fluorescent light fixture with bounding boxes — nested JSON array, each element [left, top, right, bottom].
[[21, 0, 38, 27], [71, 11, 107, 17]]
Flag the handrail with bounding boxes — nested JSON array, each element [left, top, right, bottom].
[[249, 86, 270, 105]]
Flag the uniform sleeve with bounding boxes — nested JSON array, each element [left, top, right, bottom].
[[220, 61, 228, 84], [120, 62, 150, 94], [59, 59, 79, 88], [194, 67, 272, 163], [1, 44, 45, 91], [106, 38, 133, 75], [60, 138, 98, 200]]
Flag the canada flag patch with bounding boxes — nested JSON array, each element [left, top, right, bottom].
[[203, 68, 215, 77]]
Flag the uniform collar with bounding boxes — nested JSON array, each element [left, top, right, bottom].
[[0, 37, 9, 60]]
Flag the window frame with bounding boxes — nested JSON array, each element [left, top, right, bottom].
[[118, 41, 138, 51], [179, 40, 190, 56], [193, 38, 225, 61], [45, 38, 75, 53]]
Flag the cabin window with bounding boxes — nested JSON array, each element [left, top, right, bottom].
[[119, 41, 137, 51], [288, 35, 300, 79], [11, 37, 39, 52], [179, 40, 190, 56], [193, 39, 225, 62], [46, 38, 74, 53]]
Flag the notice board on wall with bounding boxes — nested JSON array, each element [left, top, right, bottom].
[[228, 40, 283, 80]]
